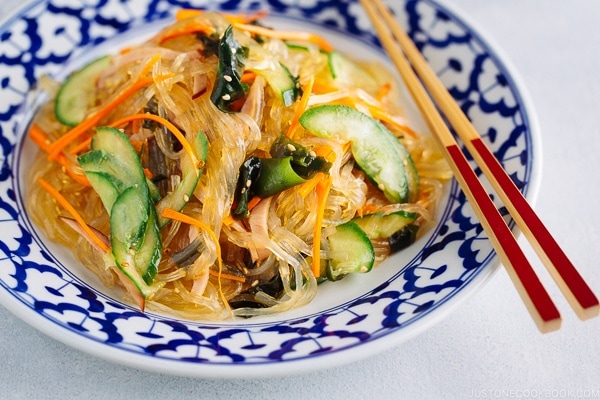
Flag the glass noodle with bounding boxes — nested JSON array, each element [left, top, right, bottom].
[[26, 11, 451, 320]]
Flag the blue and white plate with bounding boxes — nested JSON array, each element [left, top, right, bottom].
[[0, 0, 539, 377]]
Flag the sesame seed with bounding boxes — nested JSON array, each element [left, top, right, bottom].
[[251, 280, 259, 287], [223, 75, 232, 82], [241, 188, 246, 194], [378, 183, 385, 191], [183, 194, 190, 202], [286, 143, 296, 152], [222, 94, 231, 101], [309, 150, 317, 158], [245, 179, 252, 187], [360, 266, 369, 272]]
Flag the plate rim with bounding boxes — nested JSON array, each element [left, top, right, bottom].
[[0, 0, 542, 378]]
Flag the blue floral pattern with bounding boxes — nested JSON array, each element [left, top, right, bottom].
[[0, 0, 535, 374]]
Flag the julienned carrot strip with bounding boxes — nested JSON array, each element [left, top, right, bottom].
[[47, 77, 153, 161], [234, 23, 334, 52], [209, 269, 246, 283], [376, 82, 392, 101], [38, 178, 110, 253], [29, 125, 90, 186], [240, 71, 256, 84], [157, 23, 215, 44], [369, 107, 419, 139], [286, 75, 314, 139], [160, 207, 231, 312], [109, 113, 200, 170], [47, 55, 166, 161], [175, 9, 268, 24], [312, 173, 332, 278], [68, 137, 92, 155]]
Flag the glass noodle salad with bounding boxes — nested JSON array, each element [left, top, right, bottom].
[[27, 10, 451, 320]]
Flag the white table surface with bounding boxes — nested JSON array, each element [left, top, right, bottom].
[[1, 0, 600, 399]]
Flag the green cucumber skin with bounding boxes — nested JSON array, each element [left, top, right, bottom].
[[54, 56, 111, 127], [352, 210, 417, 239], [252, 62, 299, 107], [91, 127, 147, 185], [79, 126, 161, 296], [82, 171, 123, 213], [327, 221, 375, 281], [299, 104, 418, 203], [78, 150, 140, 190], [110, 187, 150, 255], [155, 131, 209, 227]]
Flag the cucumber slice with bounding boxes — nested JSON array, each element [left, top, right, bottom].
[[110, 187, 161, 293], [252, 62, 299, 106], [83, 171, 123, 213], [155, 131, 209, 227], [327, 221, 375, 281], [91, 127, 147, 185], [328, 51, 378, 93], [299, 104, 418, 203], [352, 210, 417, 239], [133, 206, 162, 285], [78, 126, 162, 298], [110, 187, 150, 254], [55, 56, 111, 126], [78, 150, 140, 190]]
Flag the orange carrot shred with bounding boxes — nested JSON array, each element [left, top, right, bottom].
[[29, 124, 90, 186], [38, 178, 109, 253], [234, 23, 334, 52], [109, 113, 200, 171], [209, 269, 246, 283], [47, 55, 166, 161], [157, 23, 215, 44], [46, 77, 153, 160], [287, 75, 314, 139], [176, 9, 268, 24]]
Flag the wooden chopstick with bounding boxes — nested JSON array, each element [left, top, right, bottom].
[[361, 0, 600, 324], [359, 0, 568, 332], [363, 0, 600, 323]]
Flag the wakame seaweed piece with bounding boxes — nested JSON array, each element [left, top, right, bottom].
[[232, 153, 317, 219], [232, 156, 263, 219], [229, 275, 285, 310], [196, 31, 220, 57], [210, 25, 249, 112], [252, 156, 308, 197], [269, 134, 332, 178], [388, 224, 419, 254]]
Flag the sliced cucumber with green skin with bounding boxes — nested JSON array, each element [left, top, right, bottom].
[[352, 210, 417, 239], [83, 171, 123, 213], [110, 187, 150, 255], [327, 221, 375, 281], [155, 130, 209, 227], [328, 51, 379, 93], [110, 189, 161, 294], [91, 127, 147, 184], [55, 55, 111, 126], [252, 62, 299, 107], [299, 104, 419, 203], [78, 126, 161, 298]]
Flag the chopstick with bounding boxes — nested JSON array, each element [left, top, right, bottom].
[[359, 0, 599, 331]]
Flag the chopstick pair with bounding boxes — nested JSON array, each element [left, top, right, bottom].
[[359, 0, 599, 332]]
